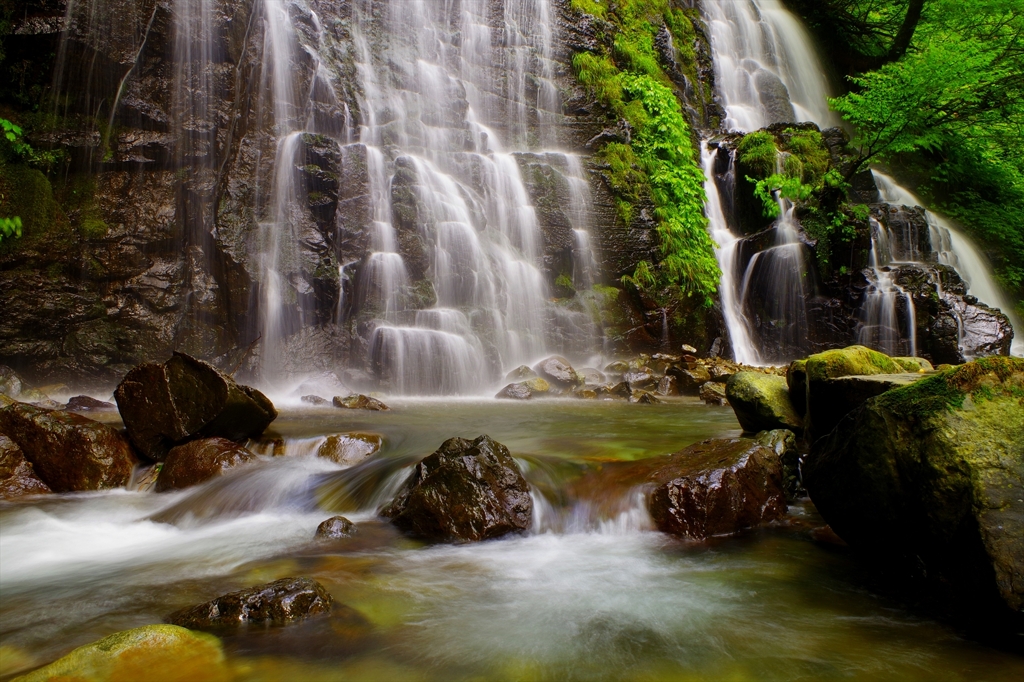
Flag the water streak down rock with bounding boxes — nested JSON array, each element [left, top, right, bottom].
[[114, 353, 277, 460], [382, 435, 532, 542]]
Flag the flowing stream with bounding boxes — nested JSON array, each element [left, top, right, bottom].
[[3, 402, 1023, 681]]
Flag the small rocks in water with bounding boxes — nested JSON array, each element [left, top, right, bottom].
[[317, 433, 382, 465], [532, 356, 581, 390], [699, 381, 728, 406], [167, 577, 334, 629], [656, 375, 678, 396], [333, 394, 390, 411], [604, 360, 629, 374], [382, 435, 532, 542], [725, 372, 803, 434], [0, 433, 51, 499], [668, 365, 711, 395], [629, 390, 661, 404], [155, 437, 258, 491], [504, 365, 537, 382], [577, 367, 606, 387], [0, 403, 136, 492], [495, 378, 549, 400], [13, 624, 228, 682], [316, 515, 356, 539], [114, 352, 278, 460], [301, 394, 331, 406], [608, 381, 632, 398], [623, 371, 656, 390], [65, 395, 115, 412]]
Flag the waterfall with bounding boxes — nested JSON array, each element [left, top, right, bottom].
[[872, 171, 1022, 357], [857, 218, 917, 356]]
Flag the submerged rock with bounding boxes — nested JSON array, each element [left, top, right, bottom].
[[381, 435, 532, 542], [65, 395, 116, 412], [0, 433, 51, 499], [114, 353, 277, 460], [532, 356, 582, 390], [699, 381, 728, 406], [167, 577, 334, 629], [333, 394, 390, 411], [648, 438, 787, 540], [155, 437, 258, 492], [725, 372, 803, 434], [12, 624, 227, 682], [316, 515, 356, 539], [803, 358, 1024, 618], [0, 403, 136, 492], [317, 433, 382, 465]]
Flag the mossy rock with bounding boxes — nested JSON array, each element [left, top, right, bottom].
[[892, 356, 934, 372], [804, 357, 1024, 620], [736, 131, 777, 180], [13, 624, 229, 682], [804, 345, 905, 383], [725, 372, 803, 435], [0, 164, 55, 237]]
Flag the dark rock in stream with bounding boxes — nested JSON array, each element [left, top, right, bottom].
[[0, 433, 52, 499], [114, 353, 278, 460], [0, 403, 136, 492], [316, 515, 356, 539], [65, 395, 116, 412], [155, 437, 259, 492], [333, 394, 390, 411], [167, 577, 334, 629], [300, 394, 331, 406], [382, 435, 532, 542]]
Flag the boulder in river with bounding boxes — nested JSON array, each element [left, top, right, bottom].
[[495, 377, 550, 400], [667, 364, 711, 395], [300, 394, 331, 406], [382, 435, 532, 542], [807, 372, 927, 440], [317, 433, 382, 465], [316, 515, 356, 539], [333, 394, 390, 411], [803, 357, 1024, 618], [167, 577, 333, 629], [155, 437, 259, 492], [725, 372, 803, 434], [12, 624, 227, 682], [0, 433, 51, 499], [0, 403, 136, 492], [532, 356, 582, 390], [65, 395, 116, 412], [648, 438, 787, 540], [505, 365, 537, 381], [114, 353, 277, 460]]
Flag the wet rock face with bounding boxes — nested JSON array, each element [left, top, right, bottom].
[[647, 438, 787, 540], [65, 395, 116, 412], [167, 577, 334, 629], [155, 437, 258, 492], [0, 433, 52, 499], [803, 358, 1024, 618], [316, 515, 356, 539], [114, 353, 277, 460], [725, 372, 803, 435], [332, 394, 390, 411], [532, 356, 582, 391], [317, 433, 382, 465], [0, 403, 136, 492], [382, 435, 533, 542]]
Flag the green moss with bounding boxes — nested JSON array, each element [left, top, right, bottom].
[[878, 356, 1024, 420], [79, 216, 109, 240], [0, 163, 54, 236], [805, 345, 905, 382], [737, 131, 778, 179], [570, 0, 608, 19], [783, 128, 830, 184]]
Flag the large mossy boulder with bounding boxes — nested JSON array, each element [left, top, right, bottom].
[[803, 357, 1024, 618], [0, 404, 136, 492], [166, 577, 334, 629], [114, 353, 277, 460], [155, 437, 259, 492], [0, 433, 51, 499], [13, 624, 228, 682], [725, 372, 803, 434], [381, 435, 532, 542]]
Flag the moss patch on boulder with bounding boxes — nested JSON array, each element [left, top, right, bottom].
[[805, 345, 905, 382]]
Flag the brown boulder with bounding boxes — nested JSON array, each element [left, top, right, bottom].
[[668, 364, 711, 395], [155, 437, 259, 492], [333, 394, 390, 411], [0, 403, 136, 492], [167, 577, 333, 629], [317, 433, 382, 465], [114, 353, 277, 460], [532, 356, 582, 390], [0, 433, 51, 499], [699, 382, 728, 406], [65, 395, 116, 412], [316, 515, 356, 539], [382, 435, 532, 542]]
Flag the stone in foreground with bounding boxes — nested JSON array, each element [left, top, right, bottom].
[[0, 433, 51, 499], [382, 435, 532, 542], [316, 515, 356, 539], [333, 394, 390, 411], [155, 437, 258, 492], [167, 577, 333, 629], [0, 403, 136, 492], [725, 372, 802, 434], [803, 358, 1024, 618], [114, 353, 277, 460], [648, 438, 787, 539], [12, 624, 228, 682]]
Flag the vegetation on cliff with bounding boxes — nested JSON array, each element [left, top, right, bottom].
[[570, 0, 720, 304]]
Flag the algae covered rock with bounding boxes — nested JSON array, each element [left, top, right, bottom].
[[13, 624, 228, 682], [0, 404, 136, 492], [382, 435, 532, 542], [725, 372, 802, 434], [167, 577, 333, 629], [155, 437, 258, 492], [893, 356, 933, 372], [804, 345, 904, 381], [114, 353, 277, 460], [803, 357, 1024, 618]]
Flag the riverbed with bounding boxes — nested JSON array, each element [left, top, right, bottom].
[[1, 399, 1022, 681]]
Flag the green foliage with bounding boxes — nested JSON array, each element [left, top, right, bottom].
[[570, 0, 608, 19], [749, 174, 814, 219], [570, 0, 720, 303], [736, 131, 778, 179], [0, 215, 21, 243]]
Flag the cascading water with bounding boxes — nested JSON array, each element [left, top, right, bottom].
[[857, 217, 917, 356]]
